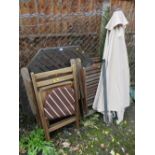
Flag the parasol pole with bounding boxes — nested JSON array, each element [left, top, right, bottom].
[[102, 59, 109, 124]]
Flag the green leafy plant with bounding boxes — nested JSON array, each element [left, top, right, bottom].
[[19, 128, 58, 155]]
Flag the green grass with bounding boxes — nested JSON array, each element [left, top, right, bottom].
[[20, 104, 135, 155], [54, 110, 135, 155]]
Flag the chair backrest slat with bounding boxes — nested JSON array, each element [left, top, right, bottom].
[[34, 67, 73, 80], [36, 74, 73, 88], [85, 63, 100, 71], [39, 81, 73, 91]]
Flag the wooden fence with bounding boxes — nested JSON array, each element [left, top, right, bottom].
[[111, 0, 135, 33], [19, 0, 104, 37], [19, 0, 107, 68], [19, 0, 135, 83]]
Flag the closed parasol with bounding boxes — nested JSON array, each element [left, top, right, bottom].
[[93, 10, 130, 124]]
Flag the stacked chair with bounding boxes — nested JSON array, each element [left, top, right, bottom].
[[30, 59, 80, 140], [80, 57, 101, 117], [21, 49, 103, 140]]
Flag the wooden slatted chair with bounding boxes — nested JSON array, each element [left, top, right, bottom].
[[21, 68, 42, 126], [80, 57, 101, 117], [31, 59, 80, 140]]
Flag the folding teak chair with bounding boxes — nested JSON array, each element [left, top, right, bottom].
[[31, 59, 80, 140], [80, 57, 101, 117]]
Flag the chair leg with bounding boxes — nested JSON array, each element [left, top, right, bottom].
[[75, 120, 80, 128], [44, 118, 50, 140], [75, 103, 80, 128], [45, 131, 50, 141], [40, 114, 51, 140], [42, 122, 50, 140], [75, 113, 80, 129]]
